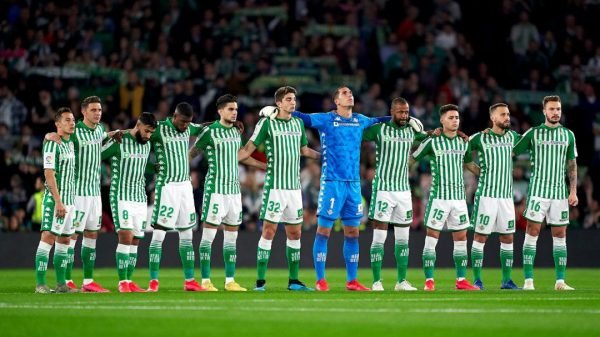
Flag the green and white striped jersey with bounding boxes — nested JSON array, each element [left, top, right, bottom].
[[513, 124, 577, 199], [470, 130, 520, 199], [72, 121, 107, 196], [250, 117, 308, 190], [363, 122, 427, 192], [412, 134, 472, 200], [43, 137, 76, 205], [194, 121, 241, 195], [102, 133, 152, 202], [151, 118, 204, 185]]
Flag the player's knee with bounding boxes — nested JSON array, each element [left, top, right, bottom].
[[499, 235, 513, 244], [83, 230, 98, 239], [526, 222, 541, 236], [371, 220, 388, 230], [262, 222, 277, 239], [473, 233, 488, 243], [316, 225, 332, 237], [343, 226, 359, 237], [286, 229, 301, 240], [40, 231, 56, 245]]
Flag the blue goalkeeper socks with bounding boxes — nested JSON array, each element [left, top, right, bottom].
[[344, 236, 359, 282], [313, 233, 329, 280]]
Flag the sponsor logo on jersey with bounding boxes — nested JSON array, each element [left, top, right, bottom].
[[538, 140, 568, 146], [483, 142, 512, 150], [273, 131, 302, 137], [384, 136, 413, 143], [122, 151, 148, 159], [333, 121, 360, 127], [214, 137, 240, 145]]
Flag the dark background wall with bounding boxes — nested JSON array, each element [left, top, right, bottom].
[[1, 229, 598, 268]]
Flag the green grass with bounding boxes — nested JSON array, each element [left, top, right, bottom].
[[1, 268, 599, 337]]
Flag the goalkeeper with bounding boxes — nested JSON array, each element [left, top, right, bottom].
[[260, 86, 424, 291]]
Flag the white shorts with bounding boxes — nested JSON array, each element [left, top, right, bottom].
[[424, 199, 470, 231], [41, 200, 75, 237], [524, 196, 569, 226], [260, 189, 303, 224], [368, 190, 413, 224], [202, 193, 242, 226], [152, 181, 197, 230], [113, 200, 147, 238], [73, 196, 102, 233], [471, 196, 516, 235]]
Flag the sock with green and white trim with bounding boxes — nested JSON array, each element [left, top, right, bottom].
[[200, 227, 217, 281], [35, 241, 52, 286], [552, 236, 567, 281], [394, 226, 410, 282], [471, 240, 485, 281], [370, 229, 387, 283], [523, 234, 538, 280], [256, 237, 272, 282]]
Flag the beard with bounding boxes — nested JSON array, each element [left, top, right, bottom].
[[394, 118, 408, 127], [546, 116, 560, 125], [135, 131, 148, 144], [495, 121, 511, 130]]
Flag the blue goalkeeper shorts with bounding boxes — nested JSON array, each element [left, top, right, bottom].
[[317, 181, 363, 227]]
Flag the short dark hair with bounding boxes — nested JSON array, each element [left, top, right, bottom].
[[332, 85, 351, 101], [391, 97, 409, 106], [439, 104, 459, 116], [274, 86, 297, 102], [55, 107, 73, 122], [175, 102, 194, 118], [216, 94, 237, 110], [81, 96, 101, 109], [139, 112, 157, 128], [542, 95, 561, 107], [489, 102, 508, 114]]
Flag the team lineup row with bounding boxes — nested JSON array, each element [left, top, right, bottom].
[[34, 85, 577, 294]]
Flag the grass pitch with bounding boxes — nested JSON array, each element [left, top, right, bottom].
[[0, 268, 599, 337]]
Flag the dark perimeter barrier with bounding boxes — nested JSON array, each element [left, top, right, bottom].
[[1, 229, 598, 268]]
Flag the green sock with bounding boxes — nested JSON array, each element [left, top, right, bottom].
[[370, 242, 384, 282], [286, 242, 300, 280], [500, 245, 514, 283], [257, 246, 271, 281], [199, 239, 212, 279], [179, 239, 195, 280], [65, 244, 74, 280], [81, 242, 96, 279], [453, 243, 468, 279], [471, 243, 484, 281], [116, 244, 129, 281], [35, 242, 51, 286], [54, 244, 69, 285], [523, 236, 537, 279], [149, 239, 162, 280], [223, 242, 237, 277], [553, 240, 567, 280], [423, 248, 436, 279], [127, 248, 138, 280], [394, 240, 409, 281]]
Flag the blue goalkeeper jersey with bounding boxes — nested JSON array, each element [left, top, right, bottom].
[[293, 111, 389, 181]]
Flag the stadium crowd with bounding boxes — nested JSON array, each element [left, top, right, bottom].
[[0, 0, 599, 232]]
